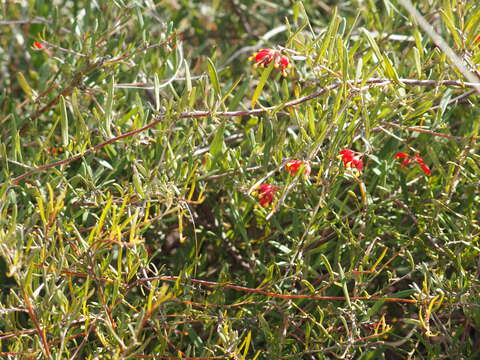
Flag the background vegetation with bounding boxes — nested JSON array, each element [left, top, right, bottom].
[[1, 0, 480, 358]]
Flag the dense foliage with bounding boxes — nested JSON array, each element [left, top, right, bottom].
[[1, 1, 480, 358]]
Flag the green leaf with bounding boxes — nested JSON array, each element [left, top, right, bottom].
[[210, 122, 225, 158], [301, 279, 316, 294], [184, 59, 192, 93], [440, 8, 461, 48], [72, 88, 88, 137], [382, 55, 400, 83], [17, 72, 36, 100], [0, 143, 8, 175], [242, 331, 252, 360], [228, 78, 249, 111], [132, 164, 145, 198], [363, 28, 400, 83], [315, 8, 339, 62], [413, 47, 422, 78], [321, 254, 335, 281], [60, 96, 69, 147], [221, 76, 243, 106], [362, 28, 382, 63], [97, 159, 113, 170], [154, 73, 161, 111], [207, 58, 221, 97], [105, 75, 114, 137], [251, 61, 274, 108]]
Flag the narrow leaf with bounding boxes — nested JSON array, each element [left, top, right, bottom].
[[154, 73, 161, 111], [105, 75, 114, 137], [210, 122, 225, 158], [251, 61, 274, 108], [184, 59, 192, 93], [207, 58, 220, 96], [60, 96, 69, 147], [17, 72, 36, 100], [242, 331, 251, 360]]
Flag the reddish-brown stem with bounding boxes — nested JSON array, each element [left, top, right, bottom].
[[139, 276, 419, 304], [23, 292, 51, 357], [28, 265, 470, 309], [382, 122, 472, 140]]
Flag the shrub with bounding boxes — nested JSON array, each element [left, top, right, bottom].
[[1, 1, 479, 358]]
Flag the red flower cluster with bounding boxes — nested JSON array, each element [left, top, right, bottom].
[[255, 184, 280, 207], [395, 152, 431, 176], [32, 41, 44, 50], [249, 48, 291, 76], [285, 160, 311, 177], [339, 149, 363, 173]]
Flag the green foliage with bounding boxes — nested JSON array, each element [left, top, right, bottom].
[[1, 0, 480, 358]]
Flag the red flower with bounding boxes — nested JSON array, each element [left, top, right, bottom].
[[33, 41, 44, 50], [285, 160, 311, 177], [413, 154, 425, 163], [255, 184, 280, 207], [394, 152, 431, 176], [249, 48, 292, 76], [418, 163, 432, 176], [413, 154, 431, 176], [339, 149, 363, 173], [395, 152, 412, 167]]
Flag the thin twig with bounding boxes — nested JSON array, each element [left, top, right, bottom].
[[0, 18, 50, 25], [7, 159, 35, 170], [23, 292, 51, 357], [382, 122, 471, 141], [38, 40, 87, 57], [30, 265, 480, 308], [430, 89, 477, 111], [137, 276, 419, 304]]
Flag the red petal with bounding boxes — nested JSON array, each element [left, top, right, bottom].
[[254, 49, 274, 64], [278, 55, 290, 69], [395, 152, 409, 159], [33, 41, 44, 50], [257, 184, 279, 196], [257, 183, 279, 206], [414, 154, 425, 164], [340, 149, 354, 157], [285, 160, 301, 175], [339, 149, 354, 165], [352, 159, 363, 172], [401, 158, 412, 167], [285, 160, 311, 176], [419, 163, 431, 176], [259, 196, 271, 207], [340, 150, 364, 173]]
